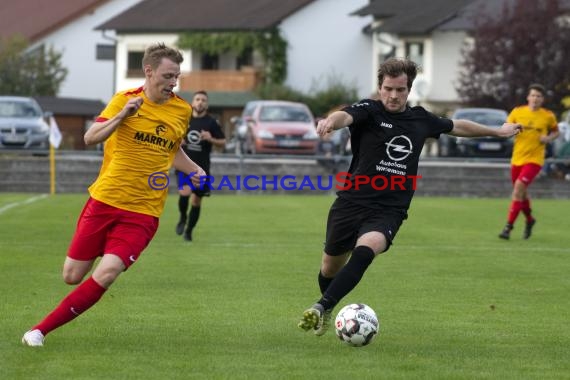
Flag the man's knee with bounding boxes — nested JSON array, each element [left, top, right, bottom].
[[191, 193, 203, 207], [179, 187, 191, 196], [356, 232, 388, 254], [62, 269, 85, 285], [321, 252, 349, 277], [92, 268, 120, 289], [512, 180, 527, 199], [62, 259, 92, 285], [92, 255, 126, 288]]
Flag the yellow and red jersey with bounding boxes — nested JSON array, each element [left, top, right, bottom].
[[89, 87, 192, 217], [508, 105, 558, 166]]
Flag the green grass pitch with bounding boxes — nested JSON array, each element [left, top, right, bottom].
[[1, 193, 569, 379]]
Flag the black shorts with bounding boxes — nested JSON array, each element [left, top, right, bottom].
[[175, 170, 211, 198], [324, 197, 407, 255]]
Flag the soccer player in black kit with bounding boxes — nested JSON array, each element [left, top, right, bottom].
[[176, 91, 225, 241], [298, 58, 522, 336]]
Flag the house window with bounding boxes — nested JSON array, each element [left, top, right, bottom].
[[96, 44, 115, 61], [127, 51, 144, 78], [27, 44, 44, 58], [405, 42, 424, 66], [201, 53, 219, 70], [236, 47, 253, 69]]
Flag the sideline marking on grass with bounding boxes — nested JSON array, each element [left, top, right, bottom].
[[0, 194, 48, 215]]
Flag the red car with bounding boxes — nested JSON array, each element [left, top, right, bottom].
[[239, 100, 319, 155]]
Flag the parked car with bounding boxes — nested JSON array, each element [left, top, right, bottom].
[[224, 116, 246, 154], [439, 108, 512, 158], [0, 96, 50, 151], [237, 100, 319, 155], [316, 123, 351, 157], [316, 127, 352, 171]]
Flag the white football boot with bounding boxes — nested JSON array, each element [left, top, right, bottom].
[[22, 329, 45, 347]]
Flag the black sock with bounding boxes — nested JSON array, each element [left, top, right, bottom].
[[187, 206, 201, 233], [319, 246, 375, 310], [178, 196, 189, 221], [318, 271, 334, 295]]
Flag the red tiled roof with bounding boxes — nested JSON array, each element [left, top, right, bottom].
[[0, 0, 108, 42]]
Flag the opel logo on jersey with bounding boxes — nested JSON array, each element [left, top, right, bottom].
[[187, 130, 202, 144], [385, 135, 413, 161], [155, 124, 166, 136]]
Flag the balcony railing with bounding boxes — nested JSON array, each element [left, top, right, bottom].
[[179, 67, 262, 92]]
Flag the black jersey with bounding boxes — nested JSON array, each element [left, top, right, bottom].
[[181, 114, 225, 171], [340, 99, 453, 210]]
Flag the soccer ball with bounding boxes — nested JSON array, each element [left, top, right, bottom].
[[334, 303, 379, 347]]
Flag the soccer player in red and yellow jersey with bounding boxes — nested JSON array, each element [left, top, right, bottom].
[[499, 84, 559, 240], [22, 43, 205, 347]]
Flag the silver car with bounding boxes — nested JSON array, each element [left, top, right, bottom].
[[0, 96, 50, 150]]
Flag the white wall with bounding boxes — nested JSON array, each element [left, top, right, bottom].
[[430, 31, 467, 103], [114, 33, 192, 92], [280, 0, 373, 100], [371, 30, 467, 107], [32, 0, 143, 103]]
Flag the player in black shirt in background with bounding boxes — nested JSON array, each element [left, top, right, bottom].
[[176, 91, 226, 241], [298, 58, 522, 336]]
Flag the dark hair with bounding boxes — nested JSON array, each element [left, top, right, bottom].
[[193, 90, 208, 98], [377, 58, 419, 90], [142, 42, 183, 69], [528, 83, 546, 96]]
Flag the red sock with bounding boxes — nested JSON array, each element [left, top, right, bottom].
[[521, 199, 533, 222], [32, 276, 107, 336], [507, 200, 523, 225]]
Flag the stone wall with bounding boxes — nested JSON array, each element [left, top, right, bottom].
[[1, 154, 568, 198]]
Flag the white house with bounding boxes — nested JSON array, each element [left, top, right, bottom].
[[96, 0, 373, 99], [278, 0, 373, 98], [1, 0, 143, 103], [352, 0, 476, 112], [352, 0, 570, 113]]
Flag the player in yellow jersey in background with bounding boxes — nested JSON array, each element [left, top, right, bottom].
[[22, 43, 205, 347], [499, 84, 559, 240]]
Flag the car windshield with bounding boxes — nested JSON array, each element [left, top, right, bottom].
[[455, 111, 506, 126], [0, 100, 42, 118], [259, 105, 311, 122]]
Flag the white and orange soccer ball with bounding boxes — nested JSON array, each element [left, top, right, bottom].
[[334, 303, 379, 347]]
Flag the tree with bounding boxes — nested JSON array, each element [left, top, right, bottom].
[[456, 0, 570, 116], [304, 73, 359, 118], [0, 36, 68, 96], [254, 73, 359, 118]]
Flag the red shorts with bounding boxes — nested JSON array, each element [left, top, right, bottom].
[[67, 197, 159, 269], [511, 163, 542, 186]]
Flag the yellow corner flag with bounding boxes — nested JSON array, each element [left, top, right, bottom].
[[48, 116, 62, 195]]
